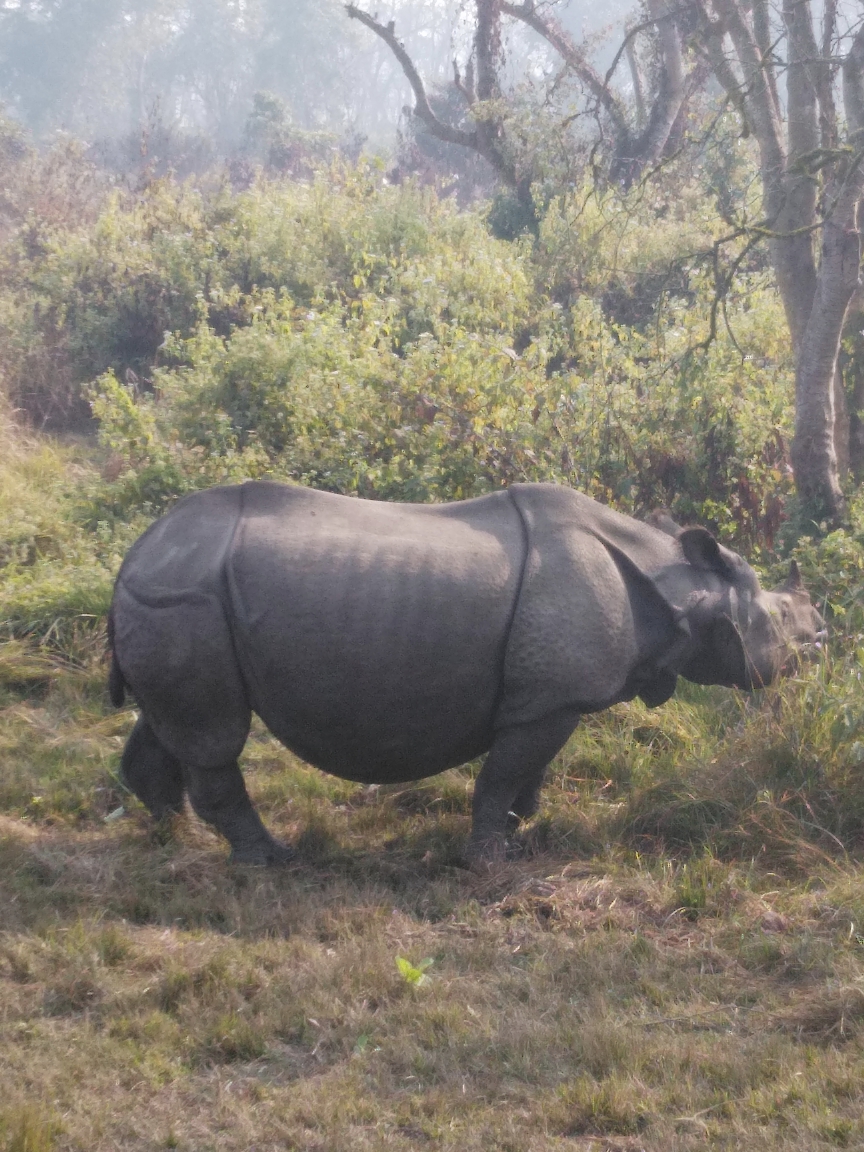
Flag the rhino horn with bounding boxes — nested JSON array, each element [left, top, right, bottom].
[[678, 526, 734, 578]]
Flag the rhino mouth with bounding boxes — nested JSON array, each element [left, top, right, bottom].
[[749, 627, 826, 685], [784, 631, 827, 672]]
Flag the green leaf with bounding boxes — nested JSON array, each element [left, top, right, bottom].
[[395, 956, 434, 986]]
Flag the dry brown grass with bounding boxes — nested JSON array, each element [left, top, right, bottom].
[[2, 644, 864, 1150]]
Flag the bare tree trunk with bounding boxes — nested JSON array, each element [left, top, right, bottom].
[[834, 368, 850, 481], [699, 0, 864, 527], [625, 29, 646, 129], [790, 211, 860, 520], [847, 313, 864, 481]]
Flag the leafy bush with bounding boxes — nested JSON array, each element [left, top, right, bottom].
[[0, 157, 798, 549], [0, 158, 828, 653], [88, 250, 795, 547]]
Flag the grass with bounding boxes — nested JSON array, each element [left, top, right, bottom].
[[3, 420, 864, 1149], [2, 633, 864, 1150]]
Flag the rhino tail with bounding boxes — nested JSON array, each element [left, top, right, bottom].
[[107, 608, 126, 708]]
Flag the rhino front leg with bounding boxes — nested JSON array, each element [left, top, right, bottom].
[[506, 767, 550, 834], [183, 762, 295, 866], [469, 709, 580, 863]]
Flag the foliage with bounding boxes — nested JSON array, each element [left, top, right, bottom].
[[240, 91, 339, 177], [0, 414, 133, 644], [0, 0, 372, 143], [395, 956, 434, 987], [0, 161, 786, 551], [0, 157, 827, 649]]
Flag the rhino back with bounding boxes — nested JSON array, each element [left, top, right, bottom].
[[117, 485, 245, 602], [227, 483, 525, 782]]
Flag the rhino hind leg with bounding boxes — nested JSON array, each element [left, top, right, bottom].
[[183, 761, 295, 866], [469, 709, 580, 863], [121, 716, 185, 820]]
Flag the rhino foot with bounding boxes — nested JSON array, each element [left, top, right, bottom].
[[229, 839, 296, 866], [465, 832, 508, 868], [182, 761, 295, 867]]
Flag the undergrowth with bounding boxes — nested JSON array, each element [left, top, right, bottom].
[[3, 617, 864, 1148]]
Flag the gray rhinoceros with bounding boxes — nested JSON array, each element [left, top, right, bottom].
[[108, 481, 821, 863]]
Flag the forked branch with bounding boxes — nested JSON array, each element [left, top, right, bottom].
[[345, 5, 478, 151], [502, 0, 689, 184]]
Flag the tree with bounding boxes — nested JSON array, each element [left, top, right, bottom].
[[347, 0, 538, 226], [346, 0, 705, 207], [695, 0, 864, 527], [501, 0, 696, 186]]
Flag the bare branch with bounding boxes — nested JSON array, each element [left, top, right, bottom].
[[347, 2, 528, 210], [475, 0, 503, 102], [692, 4, 751, 136], [842, 20, 864, 140], [630, 0, 685, 171], [709, 0, 785, 174], [819, 0, 839, 150], [624, 26, 646, 128], [345, 5, 478, 150], [783, 0, 820, 165], [599, 4, 692, 92], [501, 1, 629, 135], [453, 57, 476, 105], [752, 0, 780, 120]]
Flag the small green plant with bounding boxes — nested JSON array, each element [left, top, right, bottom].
[[395, 955, 434, 987]]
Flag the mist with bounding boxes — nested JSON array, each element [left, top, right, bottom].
[[0, 0, 635, 159]]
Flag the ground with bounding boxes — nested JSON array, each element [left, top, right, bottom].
[[1, 645, 864, 1151]]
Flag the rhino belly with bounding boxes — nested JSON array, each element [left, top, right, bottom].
[[226, 485, 524, 784]]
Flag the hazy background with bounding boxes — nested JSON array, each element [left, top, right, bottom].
[[0, 0, 636, 156]]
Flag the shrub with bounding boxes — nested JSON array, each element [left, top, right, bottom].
[[2, 158, 800, 551]]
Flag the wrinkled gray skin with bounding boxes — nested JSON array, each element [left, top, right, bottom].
[[109, 482, 822, 864]]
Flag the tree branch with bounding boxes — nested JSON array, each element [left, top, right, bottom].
[[709, 0, 785, 176], [784, 0, 820, 165], [500, 0, 629, 136], [624, 25, 646, 128], [692, 4, 751, 136], [475, 0, 503, 102], [842, 20, 864, 141], [453, 57, 476, 105], [345, 5, 478, 150], [628, 0, 685, 172], [818, 0, 839, 151], [752, 0, 781, 124]]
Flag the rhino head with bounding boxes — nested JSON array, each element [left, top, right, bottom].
[[652, 520, 824, 691]]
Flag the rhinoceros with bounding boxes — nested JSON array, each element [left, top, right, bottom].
[[108, 481, 821, 864]]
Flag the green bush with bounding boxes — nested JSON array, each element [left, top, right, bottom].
[[87, 256, 795, 542], [1, 159, 798, 549], [0, 159, 827, 652]]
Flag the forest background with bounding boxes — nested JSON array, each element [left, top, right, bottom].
[[4, 2, 864, 1149]]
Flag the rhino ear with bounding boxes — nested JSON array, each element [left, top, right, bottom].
[[784, 560, 804, 591], [679, 526, 734, 578], [647, 509, 682, 538]]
